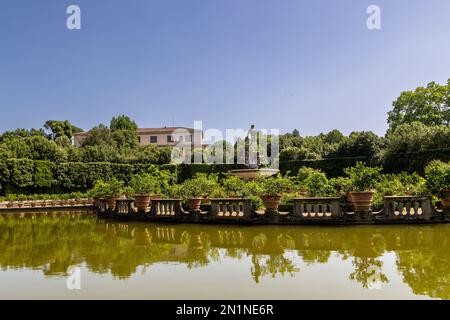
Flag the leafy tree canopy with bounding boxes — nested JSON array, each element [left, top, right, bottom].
[[44, 120, 83, 140], [388, 80, 450, 131], [110, 115, 138, 131]]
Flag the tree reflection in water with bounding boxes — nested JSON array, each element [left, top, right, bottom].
[[0, 212, 449, 299]]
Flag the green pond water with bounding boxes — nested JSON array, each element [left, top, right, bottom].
[[0, 210, 449, 300]]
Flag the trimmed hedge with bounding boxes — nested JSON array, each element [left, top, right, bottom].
[[0, 159, 178, 195], [176, 163, 245, 183], [279, 157, 371, 178], [0, 158, 370, 195]]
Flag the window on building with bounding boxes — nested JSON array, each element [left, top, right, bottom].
[[138, 136, 141, 144], [150, 136, 157, 143], [167, 135, 174, 143]]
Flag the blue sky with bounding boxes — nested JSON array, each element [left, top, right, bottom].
[[1, 0, 449, 136]]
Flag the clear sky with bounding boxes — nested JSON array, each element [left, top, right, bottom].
[[1, 0, 449, 137]]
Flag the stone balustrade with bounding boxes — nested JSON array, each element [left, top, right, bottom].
[[96, 195, 450, 225], [0, 199, 93, 210]]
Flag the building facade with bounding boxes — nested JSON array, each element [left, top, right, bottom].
[[73, 127, 203, 148]]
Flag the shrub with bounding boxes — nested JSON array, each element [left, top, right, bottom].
[[304, 171, 336, 197], [88, 179, 124, 198], [210, 186, 227, 198], [329, 177, 352, 194], [166, 184, 183, 199], [425, 160, 450, 198], [179, 174, 218, 199], [296, 167, 335, 197], [280, 192, 303, 205], [129, 173, 160, 195], [222, 176, 246, 197], [259, 175, 292, 196], [104, 178, 125, 197], [344, 162, 382, 192]]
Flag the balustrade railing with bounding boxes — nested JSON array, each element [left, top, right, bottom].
[[96, 195, 449, 225], [208, 199, 253, 221], [115, 199, 135, 216], [149, 199, 186, 217], [381, 196, 436, 220], [293, 197, 343, 220]]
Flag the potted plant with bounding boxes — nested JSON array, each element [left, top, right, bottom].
[[259, 175, 292, 212], [16, 194, 27, 208], [425, 160, 450, 207], [344, 162, 382, 211], [47, 195, 56, 207], [222, 176, 246, 198], [104, 178, 125, 211], [129, 174, 160, 211], [181, 175, 216, 211], [89, 180, 111, 207], [6, 194, 15, 208], [154, 169, 172, 199], [301, 170, 336, 197], [123, 186, 134, 200], [30, 195, 37, 207]]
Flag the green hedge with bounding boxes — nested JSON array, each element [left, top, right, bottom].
[[0, 159, 178, 195], [0, 158, 368, 195], [176, 163, 245, 183], [279, 157, 371, 178]]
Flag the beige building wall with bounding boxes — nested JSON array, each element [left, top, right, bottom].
[[73, 127, 203, 148]]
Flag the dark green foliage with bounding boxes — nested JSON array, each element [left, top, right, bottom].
[[280, 156, 369, 178], [425, 160, 450, 198], [44, 120, 82, 140], [176, 163, 245, 183], [0, 159, 176, 195], [81, 124, 116, 147], [110, 115, 138, 131], [388, 80, 450, 131], [33, 161, 55, 189], [380, 122, 450, 173], [344, 162, 383, 192], [329, 131, 384, 164]]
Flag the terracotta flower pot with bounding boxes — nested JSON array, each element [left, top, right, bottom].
[[348, 191, 375, 211], [441, 190, 450, 208], [106, 197, 119, 210], [134, 195, 151, 211], [260, 195, 282, 211], [188, 198, 203, 211]]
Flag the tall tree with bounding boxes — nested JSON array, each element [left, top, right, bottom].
[[81, 124, 116, 147], [110, 115, 139, 148], [110, 115, 138, 131], [44, 120, 83, 140], [388, 80, 450, 131]]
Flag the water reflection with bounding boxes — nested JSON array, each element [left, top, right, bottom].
[[0, 211, 449, 299]]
